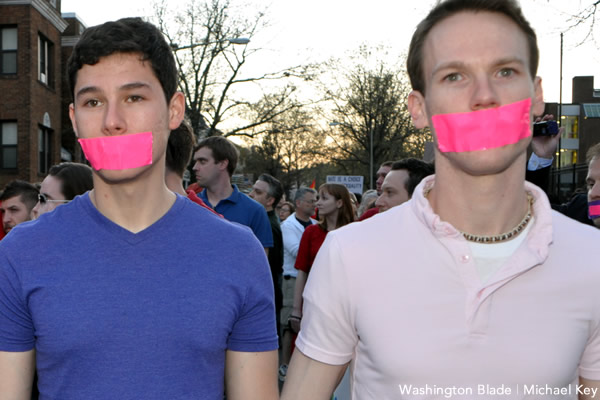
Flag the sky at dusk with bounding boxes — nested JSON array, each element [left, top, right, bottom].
[[61, 0, 600, 104]]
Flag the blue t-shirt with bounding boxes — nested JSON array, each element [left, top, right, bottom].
[[0, 193, 277, 399], [200, 185, 273, 248]]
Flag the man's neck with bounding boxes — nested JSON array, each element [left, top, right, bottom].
[[295, 211, 311, 222], [205, 177, 234, 207], [165, 170, 187, 196], [91, 170, 176, 233], [429, 153, 530, 237]]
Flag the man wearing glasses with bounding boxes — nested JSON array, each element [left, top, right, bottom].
[[278, 187, 317, 381], [32, 162, 93, 218]]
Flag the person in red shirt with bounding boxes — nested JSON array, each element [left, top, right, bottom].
[[289, 184, 355, 333]]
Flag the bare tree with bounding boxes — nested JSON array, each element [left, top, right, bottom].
[[565, 1, 599, 37], [242, 97, 325, 193], [538, 0, 600, 45], [320, 48, 430, 188], [152, 0, 312, 138]]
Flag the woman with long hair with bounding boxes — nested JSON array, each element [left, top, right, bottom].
[[288, 183, 355, 333]]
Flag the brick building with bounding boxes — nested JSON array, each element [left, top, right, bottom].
[[0, 0, 85, 188], [544, 76, 600, 201]]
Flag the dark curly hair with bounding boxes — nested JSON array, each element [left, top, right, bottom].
[[67, 17, 178, 103]]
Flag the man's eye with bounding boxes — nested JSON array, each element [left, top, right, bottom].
[[127, 95, 143, 102], [84, 99, 100, 107], [444, 73, 461, 82], [498, 68, 515, 78]]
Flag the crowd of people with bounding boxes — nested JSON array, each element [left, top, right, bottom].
[[1, 0, 600, 399]]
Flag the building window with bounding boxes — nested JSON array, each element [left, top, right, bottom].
[[557, 115, 579, 167], [38, 126, 52, 174], [1, 26, 17, 75], [38, 34, 54, 87], [1, 121, 18, 169]]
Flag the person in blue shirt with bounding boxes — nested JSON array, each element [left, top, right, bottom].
[[0, 17, 278, 400], [193, 135, 274, 252]]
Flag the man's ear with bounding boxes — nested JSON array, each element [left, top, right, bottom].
[[69, 103, 79, 138], [168, 91, 186, 130], [217, 159, 229, 172], [407, 90, 430, 130], [266, 196, 275, 208], [532, 76, 545, 117]]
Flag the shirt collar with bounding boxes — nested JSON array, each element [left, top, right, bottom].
[[411, 175, 553, 255]]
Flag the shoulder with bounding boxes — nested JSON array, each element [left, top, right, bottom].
[[178, 195, 250, 233], [281, 214, 299, 229], [0, 195, 91, 261], [551, 209, 600, 242], [239, 192, 266, 213], [305, 224, 324, 235]]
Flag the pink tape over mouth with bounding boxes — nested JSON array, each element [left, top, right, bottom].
[[589, 200, 600, 220], [432, 98, 532, 153], [78, 131, 153, 171]]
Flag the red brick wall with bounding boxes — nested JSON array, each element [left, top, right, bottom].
[[0, 4, 63, 188]]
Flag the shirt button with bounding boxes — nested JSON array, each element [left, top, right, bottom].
[[460, 254, 470, 263]]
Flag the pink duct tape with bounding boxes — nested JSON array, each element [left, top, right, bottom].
[[431, 98, 532, 153], [589, 200, 600, 220], [78, 131, 153, 171]]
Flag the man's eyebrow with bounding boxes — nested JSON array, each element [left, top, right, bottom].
[[431, 61, 466, 76], [120, 82, 151, 91], [75, 82, 151, 100], [431, 57, 527, 76], [492, 56, 527, 68], [75, 85, 100, 100]]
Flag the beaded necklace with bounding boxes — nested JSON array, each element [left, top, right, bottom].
[[459, 193, 534, 243]]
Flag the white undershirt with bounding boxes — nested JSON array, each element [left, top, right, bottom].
[[467, 217, 535, 283]]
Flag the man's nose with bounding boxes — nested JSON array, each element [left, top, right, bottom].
[[470, 75, 500, 111], [590, 181, 600, 200], [102, 102, 127, 135]]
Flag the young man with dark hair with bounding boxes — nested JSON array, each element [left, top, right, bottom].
[[0, 180, 39, 235], [193, 135, 273, 251], [282, 0, 600, 398], [0, 17, 277, 400], [375, 158, 434, 212]]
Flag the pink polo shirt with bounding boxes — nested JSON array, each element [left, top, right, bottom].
[[296, 175, 600, 399]]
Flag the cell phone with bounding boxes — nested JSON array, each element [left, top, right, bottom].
[[533, 120, 559, 137]]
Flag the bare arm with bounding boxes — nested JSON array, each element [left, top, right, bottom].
[[579, 377, 600, 400], [281, 349, 347, 400], [0, 350, 35, 400], [225, 350, 278, 400], [289, 270, 308, 333]]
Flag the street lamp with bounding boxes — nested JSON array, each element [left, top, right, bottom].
[[170, 37, 250, 51]]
